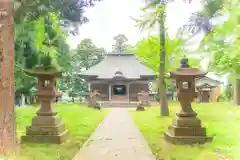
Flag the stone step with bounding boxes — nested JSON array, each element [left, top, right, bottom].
[[100, 102, 138, 108]]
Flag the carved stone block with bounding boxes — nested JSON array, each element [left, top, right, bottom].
[[21, 114, 68, 144]]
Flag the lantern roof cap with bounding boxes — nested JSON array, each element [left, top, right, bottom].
[[24, 65, 62, 78], [171, 68, 206, 77]]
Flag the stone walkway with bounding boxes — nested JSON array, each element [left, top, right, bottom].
[[73, 108, 156, 160]]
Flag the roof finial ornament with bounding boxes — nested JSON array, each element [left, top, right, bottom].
[[180, 55, 190, 68], [114, 68, 123, 76]]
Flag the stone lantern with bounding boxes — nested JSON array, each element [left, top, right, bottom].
[[87, 90, 101, 109], [164, 58, 213, 144], [21, 66, 68, 144], [136, 90, 150, 111]]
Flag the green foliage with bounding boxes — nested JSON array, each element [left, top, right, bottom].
[[193, 1, 239, 103], [61, 38, 106, 98], [112, 34, 130, 53], [14, 13, 70, 96], [133, 0, 202, 116], [202, 1, 240, 75], [218, 84, 233, 102], [182, 0, 224, 36], [132, 0, 166, 32], [133, 0, 193, 32], [131, 35, 201, 94], [14, 64, 36, 96], [14, 0, 102, 26], [61, 73, 88, 98], [131, 36, 200, 73], [75, 38, 106, 69], [13, 0, 103, 98]]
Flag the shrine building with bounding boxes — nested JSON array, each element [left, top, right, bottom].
[[78, 53, 157, 102], [195, 76, 222, 103]]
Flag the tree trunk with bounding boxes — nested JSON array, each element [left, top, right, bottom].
[[30, 96, 33, 104], [16, 95, 20, 106], [159, 4, 169, 116], [31, 96, 34, 104], [233, 78, 240, 105], [0, 0, 18, 155], [25, 96, 29, 105]]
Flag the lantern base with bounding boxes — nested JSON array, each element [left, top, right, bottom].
[[164, 117, 213, 144], [21, 114, 68, 144], [136, 105, 145, 111], [164, 132, 213, 145]]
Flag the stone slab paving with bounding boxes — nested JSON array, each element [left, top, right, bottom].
[[73, 108, 156, 160]]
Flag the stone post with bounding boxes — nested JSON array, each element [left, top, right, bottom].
[[0, 0, 17, 155], [127, 83, 130, 102], [108, 84, 111, 101]]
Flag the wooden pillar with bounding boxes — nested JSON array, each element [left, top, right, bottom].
[[88, 83, 91, 92], [108, 84, 111, 101], [198, 91, 202, 103], [0, 1, 17, 154], [209, 90, 212, 102], [127, 83, 130, 102]]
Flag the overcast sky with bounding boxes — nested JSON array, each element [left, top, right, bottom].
[[67, 0, 202, 51]]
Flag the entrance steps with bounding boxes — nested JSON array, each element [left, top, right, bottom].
[[99, 101, 139, 108]]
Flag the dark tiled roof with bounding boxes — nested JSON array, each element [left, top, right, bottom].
[[196, 76, 222, 88], [79, 53, 156, 80]]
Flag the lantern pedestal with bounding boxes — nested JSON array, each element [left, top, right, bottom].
[[164, 116, 212, 144], [21, 113, 68, 144]]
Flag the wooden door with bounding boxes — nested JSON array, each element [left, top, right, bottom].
[[201, 91, 210, 103]]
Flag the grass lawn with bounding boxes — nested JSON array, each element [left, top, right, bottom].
[[131, 102, 240, 160], [11, 102, 108, 160]]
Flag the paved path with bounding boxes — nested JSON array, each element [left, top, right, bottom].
[[73, 108, 156, 160]]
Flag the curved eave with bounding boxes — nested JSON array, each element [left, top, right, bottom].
[[24, 69, 62, 78], [78, 74, 156, 81], [170, 72, 207, 79], [140, 75, 157, 80], [170, 68, 207, 79], [78, 74, 98, 80], [197, 85, 217, 89], [196, 82, 222, 89], [196, 77, 223, 88], [97, 78, 140, 81]]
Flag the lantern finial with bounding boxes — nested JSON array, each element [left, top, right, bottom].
[[180, 57, 190, 68]]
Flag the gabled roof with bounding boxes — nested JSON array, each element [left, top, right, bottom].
[[79, 53, 157, 80], [196, 76, 222, 88]]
